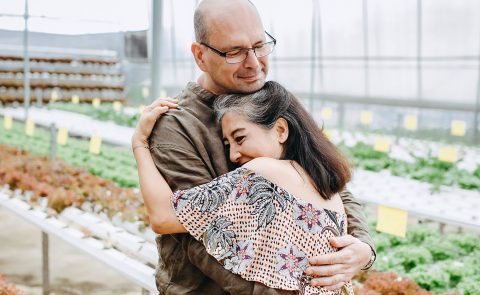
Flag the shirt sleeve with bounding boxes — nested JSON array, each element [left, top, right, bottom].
[[339, 189, 376, 252], [171, 169, 240, 244], [148, 112, 217, 191]]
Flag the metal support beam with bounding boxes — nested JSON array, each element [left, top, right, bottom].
[[49, 124, 57, 161], [308, 0, 317, 113], [42, 232, 50, 295], [23, 0, 30, 120], [362, 0, 370, 98], [271, 24, 279, 82], [41, 123, 57, 295], [190, 0, 200, 82], [316, 0, 324, 94], [150, 0, 164, 102], [36, 88, 42, 107], [416, 0, 423, 100], [416, 0, 423, 131], [474, 23, 480, 144], [170, 1, 178, 85], [296, 92, 477, 112]]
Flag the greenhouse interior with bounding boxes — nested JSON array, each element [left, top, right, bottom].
[[0, 0, 479, 294]]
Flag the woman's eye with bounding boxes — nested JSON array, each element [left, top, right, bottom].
[[235, 136, 245, 144]]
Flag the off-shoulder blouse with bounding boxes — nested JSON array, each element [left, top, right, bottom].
[[171, 167, 353, 295]]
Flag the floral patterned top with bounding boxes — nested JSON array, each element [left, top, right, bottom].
[[172, 167, 354, 295]]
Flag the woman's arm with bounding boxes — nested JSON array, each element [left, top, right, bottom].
[[132, 97, 186, 234], [133, 146, 186, 234]]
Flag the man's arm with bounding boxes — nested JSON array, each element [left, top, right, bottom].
[[305, 189, 375, 290], [340, 189, 375, 248]]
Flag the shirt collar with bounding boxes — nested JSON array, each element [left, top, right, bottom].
[[187, 82, 217, 106]]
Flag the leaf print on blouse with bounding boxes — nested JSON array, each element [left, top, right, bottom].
[[203, 216, 236, 260], [173, 171, 236, 213], [276, 244, 308, 280], [223, 240, 254, 274], [324, 209, 344, 236], [244, 172, 295, 229], [233, 173, 253, 203], [293, 202, 328, 234]]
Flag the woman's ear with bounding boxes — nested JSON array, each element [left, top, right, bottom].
[[275, 118, 289, 144], [191, 42, 207, 72]]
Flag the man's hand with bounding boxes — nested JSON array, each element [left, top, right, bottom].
[[305, 235, 371, 290]]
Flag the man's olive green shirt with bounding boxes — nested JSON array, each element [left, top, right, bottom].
[[149, 82, 374, 295]]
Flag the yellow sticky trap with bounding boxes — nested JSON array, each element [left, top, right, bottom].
[[113, 101, 122, 113], [438, 146, 457, 163], [451, 120, 466, 137], [360, 111, 373, 125], [160, 90, 167, 98], [25, 119, 35, 137], [404, 115, 418, 131], [374, 137, 390, 153], [142, 87, 149, 98], [323, 129, 332, 140], [376, 205, 408, 238], [50, 90, 58, 102], [138, 104, 145, 114], [3, 115, 12, 130], [321, 107, 333, 120], [71, 95, 80, 104], [92, 98, 101, 108], [57, 128, 69, 146], [89, 136, 102, 155]]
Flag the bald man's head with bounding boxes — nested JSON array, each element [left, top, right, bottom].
[[191, 0, 270, 94], [194, 0, 259, 43]]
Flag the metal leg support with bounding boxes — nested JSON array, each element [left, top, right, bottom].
[[42, 231, 50, 295]]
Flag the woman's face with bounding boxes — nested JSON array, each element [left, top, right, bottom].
[[221, 112, 284, 166]]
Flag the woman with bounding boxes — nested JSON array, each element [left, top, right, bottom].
[[132, 81, 353, 294]]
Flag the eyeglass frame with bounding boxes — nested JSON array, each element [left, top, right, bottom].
[[200, 31, 277, 64]]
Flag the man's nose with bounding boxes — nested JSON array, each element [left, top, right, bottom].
[[243, 49, 260, 69]]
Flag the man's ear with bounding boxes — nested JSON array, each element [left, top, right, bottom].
[[275, 118, 289, 144], [191, 42, 207, 72]]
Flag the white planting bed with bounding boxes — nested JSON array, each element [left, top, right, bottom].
[[0, 106, 133, 146], [0, 190, 157, 294], [349, 169, 480, 228]]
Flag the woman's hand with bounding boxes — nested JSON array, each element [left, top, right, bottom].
[[131, 97, 178, 148]]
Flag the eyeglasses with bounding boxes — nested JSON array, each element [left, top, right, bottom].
[[201, 31, 276, 64]]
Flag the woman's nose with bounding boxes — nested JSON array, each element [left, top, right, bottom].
[[229, 148, 241, 164]]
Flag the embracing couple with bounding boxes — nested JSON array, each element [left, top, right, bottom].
[[132, 0, 376, 294]]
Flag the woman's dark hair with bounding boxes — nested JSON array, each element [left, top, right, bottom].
[[213, 81, 351, 200]]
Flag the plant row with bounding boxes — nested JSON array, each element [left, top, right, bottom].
[[15, 103, 480, 191], [354, 271, 440, 295], [0, 273, 23, 295], [3, 117, 479, 193], [340, 142, 480, 191], [370, 221, 480, 295], [0, 144, 147, 225], [0, 121, 138, 188]]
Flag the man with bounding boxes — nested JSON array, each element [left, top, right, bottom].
[[149, 0, 375, 294]]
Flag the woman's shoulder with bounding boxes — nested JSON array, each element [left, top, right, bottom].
[[242, 157, 283, 172], [241, 157, 293, 183]]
